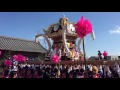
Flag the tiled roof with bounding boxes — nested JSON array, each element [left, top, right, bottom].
[[0, 36, 48, 53], [88, 56, 97, 60]]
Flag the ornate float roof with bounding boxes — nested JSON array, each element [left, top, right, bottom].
[[43, 16, 78, 39]]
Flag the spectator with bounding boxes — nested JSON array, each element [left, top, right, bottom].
[[25, 69, 32, 78], [1, 61, 120, 78], [89, 66, 100, 78], [9, 71, 17, 78]]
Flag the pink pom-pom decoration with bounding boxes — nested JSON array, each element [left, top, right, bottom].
[[52, 54, 59, 64], [13, 54, 26, 62], [81, 57, 84, 62], [103, 51, 108, 57], [13, 55, 18, 60], [75, 16, 92, 38], [4, 60, 12, 66], [21, 57, 26, 62]]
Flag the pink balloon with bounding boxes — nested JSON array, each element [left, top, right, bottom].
[[52, 54, 59, 64], [4, 60, 12, 66], [75, 16, 92, 38]]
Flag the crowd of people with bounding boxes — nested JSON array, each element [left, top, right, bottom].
[[0, 60, 120, 78]]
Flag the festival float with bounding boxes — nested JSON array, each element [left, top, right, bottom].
[[35, 15, 95, 62]]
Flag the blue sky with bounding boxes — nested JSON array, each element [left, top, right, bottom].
[[0, 12, 120, 57]]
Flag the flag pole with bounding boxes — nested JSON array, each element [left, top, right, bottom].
[[58, 60, 60, 78], [83, 37, 88, 78]]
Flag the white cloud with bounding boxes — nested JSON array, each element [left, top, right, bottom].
[[109, 26, 120, 34]]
